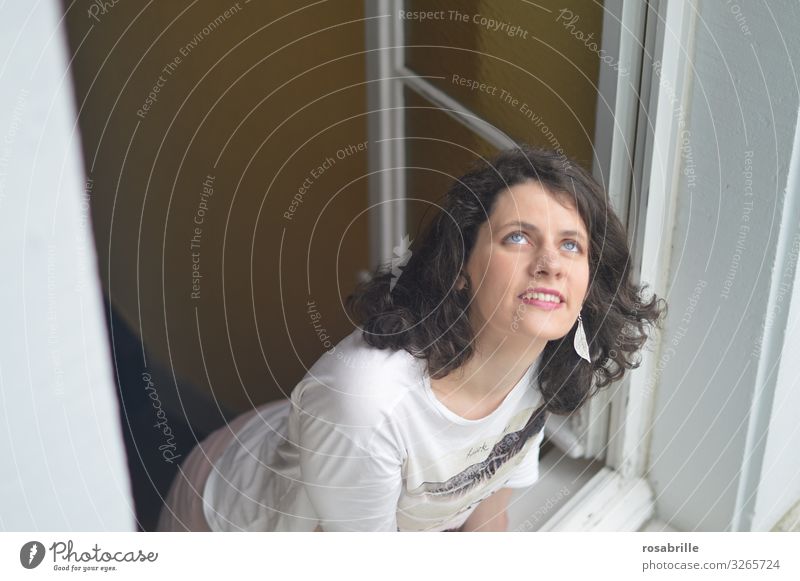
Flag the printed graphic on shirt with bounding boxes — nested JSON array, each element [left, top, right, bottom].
[[415, 403, 547, 496], [398, 403, 548, 531]]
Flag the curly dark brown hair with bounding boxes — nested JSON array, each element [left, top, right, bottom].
[[345, 146, 666, 415]]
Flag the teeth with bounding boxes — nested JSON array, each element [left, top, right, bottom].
[[521, 292, 561, 303]]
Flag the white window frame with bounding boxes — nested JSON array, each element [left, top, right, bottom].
[[364, 0, 693, 530]]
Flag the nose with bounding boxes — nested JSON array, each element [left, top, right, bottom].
[[530, 246, 564, 280]]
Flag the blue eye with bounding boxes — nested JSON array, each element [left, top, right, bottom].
[[504, 231, 528, 245], [562, 240, 581, 253]]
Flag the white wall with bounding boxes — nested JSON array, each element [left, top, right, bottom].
[[751, 112, 800, 532], [0, 1, 135, 530], [647, 0, 800, 531]]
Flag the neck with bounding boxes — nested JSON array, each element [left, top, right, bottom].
[[433, 327, 546, 401]]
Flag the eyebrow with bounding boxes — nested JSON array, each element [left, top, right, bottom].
[[497, 220, 587, 242]]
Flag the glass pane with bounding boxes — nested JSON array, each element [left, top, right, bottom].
[[403, 0, 604, 167], [404, 87, 498, 239]]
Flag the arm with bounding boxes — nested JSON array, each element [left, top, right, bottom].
[[458, 487, 513, 532], [297, 397, 403, 532]]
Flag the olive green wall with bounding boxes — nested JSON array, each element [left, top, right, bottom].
[[64, 1, 369, 412]]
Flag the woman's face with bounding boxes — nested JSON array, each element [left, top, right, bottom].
[[460, 180, 591, 345]]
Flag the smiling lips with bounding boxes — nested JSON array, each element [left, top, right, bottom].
[[518, 287, 565, 310]]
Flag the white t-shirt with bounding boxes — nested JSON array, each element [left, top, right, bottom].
[[203, 329, 547, 532]]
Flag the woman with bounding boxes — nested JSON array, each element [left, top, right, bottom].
[[157, 146, 664, 532]]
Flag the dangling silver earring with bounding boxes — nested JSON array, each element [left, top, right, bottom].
[[573, 312, 591, 363]]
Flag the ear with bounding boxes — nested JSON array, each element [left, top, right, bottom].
[[456, 272, 468, 291]]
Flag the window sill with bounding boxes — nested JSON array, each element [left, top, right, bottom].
[[508, 444, 654, 532]]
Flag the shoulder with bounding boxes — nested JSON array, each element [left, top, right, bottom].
[[291, 329, 422, 429]]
